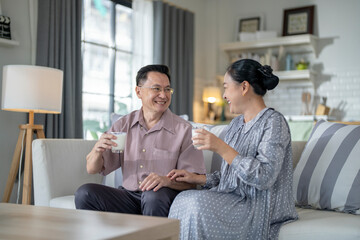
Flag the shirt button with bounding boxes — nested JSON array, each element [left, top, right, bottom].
[[140, 126, 143, 130], [142, 148, 146, 152], [140, 165, 143, 168], [138, 181, 142, 185]]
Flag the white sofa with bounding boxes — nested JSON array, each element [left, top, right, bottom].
[[32, 125, 360, 239]]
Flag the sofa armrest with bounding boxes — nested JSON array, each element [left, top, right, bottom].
[[32, 139, 102, 207]]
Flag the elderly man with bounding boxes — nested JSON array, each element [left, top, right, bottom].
[[75, 64, 205, 217]]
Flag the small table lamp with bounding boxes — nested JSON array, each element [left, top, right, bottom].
[[1, 65, 63, 204], [202, 86, 222, 122]]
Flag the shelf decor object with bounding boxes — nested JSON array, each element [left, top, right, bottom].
[[282, 5, 315, 36], [239, 17, 260, 33], [235, 13, 264, 41], [0, 5, 19, 46], [1, 65, 63, 205], [0, 15, 11, 40]]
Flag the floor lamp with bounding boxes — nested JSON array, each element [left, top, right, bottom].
[[1, 65, 63, 205]]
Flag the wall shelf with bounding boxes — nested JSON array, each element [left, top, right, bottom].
[[217, 69, 316, 83], [219, 34, 318, 82], [0, 38, 19, 47], [220, 34, 318, 56], [274, 69, 316, 81]]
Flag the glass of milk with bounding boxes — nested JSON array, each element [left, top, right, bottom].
[[110, 132, 127, 153], [191, 125, 208, 149]]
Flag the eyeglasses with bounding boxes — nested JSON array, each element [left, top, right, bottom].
[[139, 86, 174, 94]]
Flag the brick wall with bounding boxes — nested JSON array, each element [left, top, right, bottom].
[[265, 69, 360, 121]]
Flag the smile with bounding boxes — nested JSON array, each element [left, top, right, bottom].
[[155, 100, 167, 105]]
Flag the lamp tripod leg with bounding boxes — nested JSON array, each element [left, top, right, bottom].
[[22, 128, 34, 205], [3, 122, 45, 204], [2, 129, 26, 203], [36, 129, 45, 139]]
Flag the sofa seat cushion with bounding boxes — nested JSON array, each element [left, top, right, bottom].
[[52, 196, 360, 240], [50, 195, 76, 209], [279, 207, 360, 240]]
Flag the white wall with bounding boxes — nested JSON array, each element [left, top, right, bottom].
[[169, 0, 360, 121], [0, 0, 35, 203], [164, 0, 213, 122]]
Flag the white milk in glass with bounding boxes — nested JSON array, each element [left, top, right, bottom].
[[191, 125, 209, 149], [111, 132, 127, 153], [191, 128, 201, 149]]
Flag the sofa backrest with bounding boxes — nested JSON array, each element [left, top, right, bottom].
[[202, 124, 227, 173], [101, 123, 307, 188]]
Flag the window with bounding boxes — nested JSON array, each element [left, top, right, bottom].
[[82, 0, 133, 139]]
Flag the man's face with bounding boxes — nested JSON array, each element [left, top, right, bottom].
[[136, 71, 172, 115]]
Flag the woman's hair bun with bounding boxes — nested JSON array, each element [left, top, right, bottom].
[[257, 65, 279, 90]]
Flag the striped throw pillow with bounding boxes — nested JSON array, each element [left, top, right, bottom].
[[293, 120, 360, 214]]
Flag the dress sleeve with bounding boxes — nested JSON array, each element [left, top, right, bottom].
[[202, 171, 221, 189], [230, 115, 291, 190]]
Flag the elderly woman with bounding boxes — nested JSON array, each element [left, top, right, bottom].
[[168, 59, 298, 239]]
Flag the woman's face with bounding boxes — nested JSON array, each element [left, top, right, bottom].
[[223, 72, 245, 114]]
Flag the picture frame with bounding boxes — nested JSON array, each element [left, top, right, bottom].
[[235, 13, 264, 41], [239, 17, 260, 33], [282, 5, 315, 36]]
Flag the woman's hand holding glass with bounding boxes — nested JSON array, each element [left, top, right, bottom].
[[192, 128, 239, 165], [192, 128, 223, 152]]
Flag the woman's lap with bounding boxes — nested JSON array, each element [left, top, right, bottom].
[[169, 189, 251, 239]]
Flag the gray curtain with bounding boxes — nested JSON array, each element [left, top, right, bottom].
[[35, 0, 83, 138], [153, 1, 194, 120]]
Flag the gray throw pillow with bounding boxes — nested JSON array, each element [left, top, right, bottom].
[[293, 120, 360, 214]]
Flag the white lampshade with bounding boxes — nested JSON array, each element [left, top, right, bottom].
[[202, 86, 222, 104], [1, 65, 63, 114]]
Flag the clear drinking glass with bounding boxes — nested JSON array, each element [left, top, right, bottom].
[[111, 132, 127, 153], [191, 125, 208, 149]]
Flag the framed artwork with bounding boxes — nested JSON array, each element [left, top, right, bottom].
[[282, 5, 315, 36], [0, 15, 11, 40], [235, 13, 264, 41], [239, 17, 260, 33]]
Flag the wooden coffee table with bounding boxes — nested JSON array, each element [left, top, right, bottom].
[[0, 203, 179, 239]]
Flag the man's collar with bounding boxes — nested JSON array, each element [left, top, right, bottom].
[[130, 108, 175, 134], [154, 109, 175, 134], [130, 109, 142, 129]]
